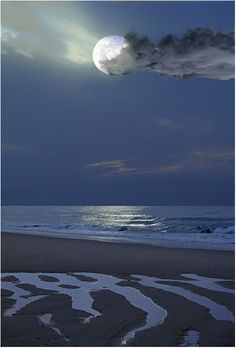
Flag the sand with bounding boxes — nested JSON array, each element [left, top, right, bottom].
[[1, 232, 235, 347]]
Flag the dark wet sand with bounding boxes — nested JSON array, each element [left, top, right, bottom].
[[1, 232, 235, 347]]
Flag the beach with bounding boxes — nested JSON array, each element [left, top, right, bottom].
[[1, 231, 234, 347]]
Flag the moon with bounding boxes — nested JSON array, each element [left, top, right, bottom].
[[92, 36, 130, 75]]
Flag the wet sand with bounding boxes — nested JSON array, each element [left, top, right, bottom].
[[1, 232, 235, 346]]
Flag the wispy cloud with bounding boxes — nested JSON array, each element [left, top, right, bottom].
[[192, 148, 234, 161], [87, 147, 234, 177], [1, 2, 98, 66], [155, 117, 178, 129], [1, 143, 31, 153], [88, 160, 136, 177], [155, 115, 214, 133]]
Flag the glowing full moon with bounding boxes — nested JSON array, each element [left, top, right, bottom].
[[92, 36, 130, 75]]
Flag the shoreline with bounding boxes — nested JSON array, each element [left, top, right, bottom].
[[1, 231, 234, 277], [2, 229, 234, 251]]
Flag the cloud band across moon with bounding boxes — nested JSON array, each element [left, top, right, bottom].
[[1, 1, 234, 82], [101, 28, 234, 80]]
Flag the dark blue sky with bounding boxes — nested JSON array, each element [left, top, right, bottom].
[[2, 1, 234, 205]]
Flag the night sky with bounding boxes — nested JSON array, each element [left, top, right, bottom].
[[2, 1, 234, 205]]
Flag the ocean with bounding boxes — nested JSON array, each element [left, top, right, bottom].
[[1, 206, 234, 250]]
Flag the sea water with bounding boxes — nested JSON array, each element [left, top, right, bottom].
[[1, 206, 234, 250]]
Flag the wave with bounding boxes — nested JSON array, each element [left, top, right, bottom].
[[2, 205, 234, 249], [214, 226, 234, 234], [3, 221, 234, 237]]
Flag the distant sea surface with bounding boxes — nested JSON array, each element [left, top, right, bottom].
[[1, 206, 234, 250]]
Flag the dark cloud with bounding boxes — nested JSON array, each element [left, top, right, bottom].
[[102, 28, 234, 80]]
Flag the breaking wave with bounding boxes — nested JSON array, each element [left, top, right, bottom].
[[2, 206, 234, 249]]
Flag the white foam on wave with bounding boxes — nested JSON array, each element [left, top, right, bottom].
[[214, 226, 234, 234], [2, 205, 234, 250]]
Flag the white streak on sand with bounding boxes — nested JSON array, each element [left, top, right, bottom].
[[156, 273, 234, 294], [2, 280, 46, 317], [180, 329, 200, 346], [180, 274, 234, 294], [1, 272, 167, 345], [77, 272, 167, 344], [1, 272, 234, 345], [133, 274, 234, 322], [38, 313, 70, 342]]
